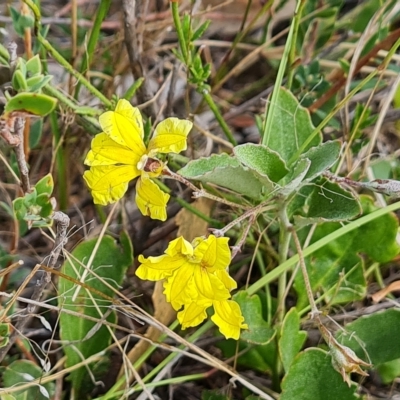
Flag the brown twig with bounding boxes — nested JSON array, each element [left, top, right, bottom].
[[0, 211, 70, 363], [122, 0, 157, 119]]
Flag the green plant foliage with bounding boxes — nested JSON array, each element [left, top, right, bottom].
[[2, 359, 55, 400], [264, 87, 321, 164], [58, 233, 133, 396], [12, 173, 55, 228], [377, 358, 400, 384], [280, 348, 359, 400], [337, 309, 400, 366], [235, 292, 276, 345], [201, 390, 230, 400], [233, 143, 289, 183], [0, 322, 10, 348], [294, 197, 399, 308], [179, 153, 270, 199], [5, 93, 57, 117], [279, 308, 307, 373], [9, 7, 35, 37], [295, 179, 361, 225], [218, 336, 278, 375]]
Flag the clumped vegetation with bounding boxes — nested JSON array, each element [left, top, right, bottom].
[[1, 1, 400, 399]]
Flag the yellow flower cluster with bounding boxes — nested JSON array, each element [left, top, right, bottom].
[[83, 99, 192, 220], [136, 235, 248, 339], [83, 100, 247, 340]]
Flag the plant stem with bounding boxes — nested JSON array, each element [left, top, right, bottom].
[[74, 0, 112, 98], [23, 0, 112, 107], [200, 87, 237, 145], [262, 0, 304, 145]]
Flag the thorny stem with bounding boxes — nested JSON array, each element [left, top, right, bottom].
[[0, 211, 70, 363]]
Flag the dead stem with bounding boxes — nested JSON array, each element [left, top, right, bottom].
[[122, 0, 157, 119], [0, 211, 70, 363]]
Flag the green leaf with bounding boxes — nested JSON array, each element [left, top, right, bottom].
[[300, 140, 341, 182], [201, 390, 229, 400], [280, 348, 359, 400], [28, 75, 53, 93], [279, 308, 307, 372], [9, 7, 34, 37], [179, 153, 268, 199], [279, 158, 311, 196], [2, 360, 55, 400], [5, 93, 57, 117], [233, 143, 289, 183], [218, 337, 278, 374], [25, 54, 42, 76], [377, 358, 400, 384], [264, 87, 321, 164], [337, 309, 400, 366], [35, 174, 54, 196], [235, 292, 276, 345], [295, 179, 361, 225], [0, 322, 10, 348], [294, 198, 399, 308], [29, 119, 43, 149], [58, 233, 133, 396], [12, 69, 28, 91]]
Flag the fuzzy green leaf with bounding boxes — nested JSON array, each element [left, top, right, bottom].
[[264, 87, 321, 164], [337, 309, 400, 366], [179, 153, 268, 199], [235, 292, 275, 345], [279, 308, 307, 372], [58, 233, 133, 396], [2, 360, 55, 400], [280, 349, 359, 400], [233, 143, 289, 183]]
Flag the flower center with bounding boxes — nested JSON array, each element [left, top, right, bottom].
[[137, 155, 164, 177]]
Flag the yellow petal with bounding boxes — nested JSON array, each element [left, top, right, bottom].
[[177, 300, 212, 329], [193, 267, 230, 301], [83, 165, 137, 205], [215, 269, 237, 291], [99, 99, 146, 154], [165, 236, 194, 257], [195, 235, 231, 272], [164, 265, 197, 310], [212, 300, 248, 340], [147, 118, 192, 155], [136, 254, 185, 281], [135, 178, 170, 221], [85, 133, 142, 170]]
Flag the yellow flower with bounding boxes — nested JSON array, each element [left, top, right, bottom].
[[136, 235, 248, 339], [83, 99, 193, 220]]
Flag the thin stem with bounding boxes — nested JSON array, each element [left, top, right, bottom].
[[13, 117, 30, 193], [200, 87, 237, 146], [75, 0, 112, 98], [170, 1, 188, 63], [262, 0, 304, 145], [276, 208, 291, 323], [290, 227, 319, 317], [286, 0, 306, 89], [23, 0, 112, 107], [0, 211, 70, 363], [163, 168, 249, 210]]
